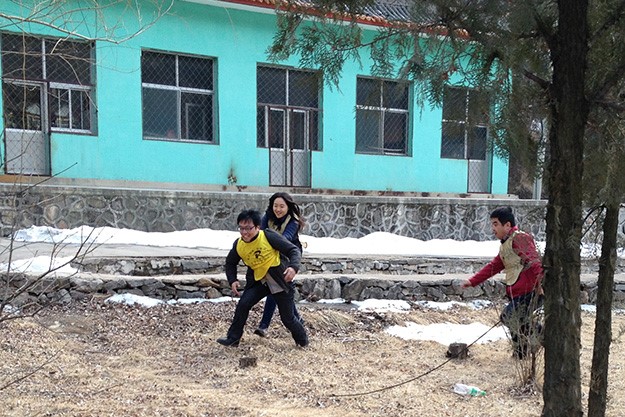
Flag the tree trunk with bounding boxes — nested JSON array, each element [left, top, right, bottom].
[[587, 203, 618, 417], [541, 1, 589, 416]]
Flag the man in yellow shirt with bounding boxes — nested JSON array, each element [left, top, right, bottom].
[[216, 209, 308, 348]]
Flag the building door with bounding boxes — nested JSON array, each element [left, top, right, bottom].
[[258, 66, 320, 188], [466, 125, 491, 193], [2, 81, 51, 175], [268, 108, 311, 187], [467, 156, 491, 193]]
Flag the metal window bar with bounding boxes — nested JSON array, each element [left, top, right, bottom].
[[257, 65, 320, 187], [141, 51, 215, 142], [355, 78, 409, 155], [256, 66, 321, 148], [49, 83, 93, 133], [1, 33, 95, 134], [441, 87, 490, 160]]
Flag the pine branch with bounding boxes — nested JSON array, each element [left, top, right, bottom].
[[591, 1, 625, 44]]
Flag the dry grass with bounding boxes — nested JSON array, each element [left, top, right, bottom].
[[1, 299, 625, 417]]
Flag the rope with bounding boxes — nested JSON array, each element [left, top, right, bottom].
[[329, 318, 503, 398]]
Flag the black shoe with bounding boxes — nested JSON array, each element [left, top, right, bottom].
[[216, 337, 240, 347], [254, 328, 267, 337]]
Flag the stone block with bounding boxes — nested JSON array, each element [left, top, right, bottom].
[[103, 278, 127, 291], [196, 277, 220, 288], [342, 279, 367, 301], [387, 283, 404, 300], [126, 277, 158, 288], [70, 290, 89, 301], [205, 287, 222, 299], [141, 280, 166, 294], [70, 276, 104, 293], [181, 260, 209, 272], [426, 287, 447, 301], [326, 279, 342, 299], [362, 286, 384, 300]]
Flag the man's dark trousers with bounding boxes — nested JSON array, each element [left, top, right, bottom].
[[226, 280, 307, 346]]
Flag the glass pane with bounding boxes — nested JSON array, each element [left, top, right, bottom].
[[181, 92, 212, 141], [288, 70, 318, 107], [258, 66, 286, 105], [142, 87, 178, 138], [49, 88, 70, 128], [441, 122, 465, 159], [355, 108, 380, 153], [468, 126, 487, 160], [268, 109, 285, 148], [290, 111, 306, 150], [442, 87, 466, 121], [309, 110, 320, 151], [45, 38, 92, 84], [1, 34, 43, 80], [356, 77, 380, 107], [257, 106, 267, 147], [142, 52, 176, 86], [71, 90, 91, 130], [468, 90, 489, 124], [178, 55, 213, 90], [382, 80, 409, 110], [2, 82, 42, 130], [384, 112, 407, 153]]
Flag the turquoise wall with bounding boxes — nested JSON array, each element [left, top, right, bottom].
[[0, 0, 509, 194]]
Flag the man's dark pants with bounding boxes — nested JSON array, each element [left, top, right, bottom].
[[226, 280, 308, 346], [500, 291, 544, 358]]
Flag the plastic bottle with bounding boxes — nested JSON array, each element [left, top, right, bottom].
[[453, 383, 486, 397]]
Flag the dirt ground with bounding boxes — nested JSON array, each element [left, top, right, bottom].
[[1, 298, 625, 417]]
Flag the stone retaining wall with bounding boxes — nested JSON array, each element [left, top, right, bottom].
[[4, 272, 624, 309], [0, 183, 549, 241], [76, 255, 625, 277]]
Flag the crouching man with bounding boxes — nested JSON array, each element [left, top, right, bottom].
[[461, 206, 544, 359], [216, 209, 308, 348]]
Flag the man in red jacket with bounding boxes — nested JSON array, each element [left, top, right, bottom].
[[462, 206, 544, 359]]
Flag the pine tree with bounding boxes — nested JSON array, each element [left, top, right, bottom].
[[268, 1, 625, 415]]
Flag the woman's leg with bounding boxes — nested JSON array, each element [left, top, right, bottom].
[[257, 294, 277, 331]]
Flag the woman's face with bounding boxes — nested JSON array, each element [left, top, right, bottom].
[[272, 197, 288, 219]]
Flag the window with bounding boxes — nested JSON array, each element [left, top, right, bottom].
[[1, 33, 96, 133], [355, 77, 410, 155], [441, 86, 489, 159], [256, 66, 321, 150], [141, 51, 215, 142]]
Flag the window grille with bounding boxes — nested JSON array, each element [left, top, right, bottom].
[[1, 33, 95, 133], [141, 51, 215, 143], [256, 66, 321, 150], [441, 86, 489, 160], [355, 77, 410, 156]]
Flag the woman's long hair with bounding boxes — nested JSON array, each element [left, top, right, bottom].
[[265, 192, 306, 229]]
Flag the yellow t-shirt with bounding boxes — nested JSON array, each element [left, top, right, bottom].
[[236, 230, 281, 281]]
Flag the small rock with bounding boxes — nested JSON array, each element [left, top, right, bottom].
[[239, 357, 257, 368], [446, 342, 468, 359]]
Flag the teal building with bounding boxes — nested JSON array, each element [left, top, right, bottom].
[[0, 0, 509, 194]]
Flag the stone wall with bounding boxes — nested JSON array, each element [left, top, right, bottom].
[[4, 272, 624, 309], [0, 183, 548, 240], [76, 255, 625, 277]]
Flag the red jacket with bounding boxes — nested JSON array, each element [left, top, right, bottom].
[[468, 227, 544, 299]]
